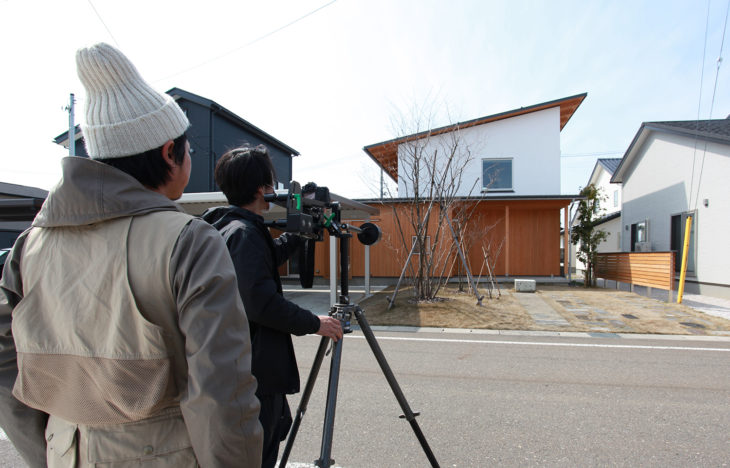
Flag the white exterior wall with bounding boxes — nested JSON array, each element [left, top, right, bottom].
[[594, 169, 621, 216], [621, 132, 730, 293], [596, 217, 621, 253], [397, 107, 561, 197]]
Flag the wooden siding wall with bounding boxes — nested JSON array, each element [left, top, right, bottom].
[[508, 207, 561, 275], [307, 200, 568, 278], [457, 203, 507, 277]]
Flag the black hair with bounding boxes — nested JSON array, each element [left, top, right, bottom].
[[102, 133, 188, 189], [214, 144, 275, 207]]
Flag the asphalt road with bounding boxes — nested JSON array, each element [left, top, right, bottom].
[[281, 330, 730, 468], [2, 331, 728, 467]]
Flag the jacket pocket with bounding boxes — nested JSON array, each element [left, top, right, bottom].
[[15, 352, 177, 425], [86, 409, 198, 467], [46, 415, 78, 468]]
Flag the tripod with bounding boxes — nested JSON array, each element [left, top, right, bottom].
[[278, 227, 440, 468]]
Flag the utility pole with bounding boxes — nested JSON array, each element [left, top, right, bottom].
[[65, 93, 76, 156]]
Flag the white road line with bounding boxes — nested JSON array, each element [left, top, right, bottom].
[[346, 335, 730, 352]]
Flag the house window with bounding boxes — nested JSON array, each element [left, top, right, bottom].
[[670, 212, 696, 274], [411, 236, 431, 255], [630, 220, 649, 251], [482, 158, 513, 191], [613, 190, 618, 208]]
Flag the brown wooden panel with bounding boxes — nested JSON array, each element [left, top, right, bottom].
[[507, 207, 561, 276], [595, 252, 674, 290], [314, 200, 566, 278]]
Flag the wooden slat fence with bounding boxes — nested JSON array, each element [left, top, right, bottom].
[[595, 252, 675, 300]]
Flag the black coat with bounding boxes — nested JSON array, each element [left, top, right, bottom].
[[202, 206, 320, 396]]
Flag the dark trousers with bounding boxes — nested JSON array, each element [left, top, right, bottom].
[[258, 393, 293, 468]]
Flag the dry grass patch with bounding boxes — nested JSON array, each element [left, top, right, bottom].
[[359, 285, 534, 330], [357, 284, 730, 335]]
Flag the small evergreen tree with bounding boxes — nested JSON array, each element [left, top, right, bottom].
[[571, 184, 608, 287]]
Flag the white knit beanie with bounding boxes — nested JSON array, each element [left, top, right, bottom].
[[76, 43, 190, 159]]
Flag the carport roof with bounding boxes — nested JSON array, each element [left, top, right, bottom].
[[178, 191, 379, 221]]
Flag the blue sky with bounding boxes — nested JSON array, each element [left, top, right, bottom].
[[1, 0, 728, 198]]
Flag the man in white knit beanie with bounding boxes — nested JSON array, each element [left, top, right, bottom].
[[0, 43, 263, 467]]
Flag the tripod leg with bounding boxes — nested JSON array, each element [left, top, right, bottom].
[[279, 336, 330, 468], [315, 336, 345, 468], [353, 308, 440, 468]]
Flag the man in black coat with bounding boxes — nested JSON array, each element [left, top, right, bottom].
[[203, 144, 343, 468]]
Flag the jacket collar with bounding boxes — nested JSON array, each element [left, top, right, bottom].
[[33, 156, 182, 228]]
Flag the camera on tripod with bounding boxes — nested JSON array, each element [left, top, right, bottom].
[[263, 181, 382, 289], [267, 182, 440, 468]]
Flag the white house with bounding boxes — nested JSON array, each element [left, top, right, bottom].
[[394, 104, 564, 197], [611, 118, 730, 299], [569, 158, 622, 275], [363, 94, 586, 277]]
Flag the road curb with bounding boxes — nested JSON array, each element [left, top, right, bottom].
[[356, 324, 730, 341]]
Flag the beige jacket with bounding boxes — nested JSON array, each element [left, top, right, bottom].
[[0, 157, 262, 467]]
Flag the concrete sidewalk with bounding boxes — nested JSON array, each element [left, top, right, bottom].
[[282, 284, 387, 315], [596, 279, 730, 322]]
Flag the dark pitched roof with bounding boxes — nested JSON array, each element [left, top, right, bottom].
[[167, 88, 300, 157], [594, 210, 621, 226], [647, 119, 730, 142], [612, 118, 730, 183], [597, 158, 621, 175], [364, 93, 587, 182], [53, 88, 300, 157], [0, 181, 48, 199], [53, 125, 82, 146]]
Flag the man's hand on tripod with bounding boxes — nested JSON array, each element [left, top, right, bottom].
[[316, 316, 343, 342]]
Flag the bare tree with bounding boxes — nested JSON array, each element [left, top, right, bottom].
[[388, 101, 481, 302]]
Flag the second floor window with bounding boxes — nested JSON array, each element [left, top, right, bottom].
[[482, 158, 513, 191]]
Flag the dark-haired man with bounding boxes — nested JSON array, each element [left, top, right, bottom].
[[0, 43, 262, 467], [203, 145, 343, 468]]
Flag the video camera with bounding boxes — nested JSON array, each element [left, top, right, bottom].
[[263, 181, 332, 241], [264, 181, 381, 288]]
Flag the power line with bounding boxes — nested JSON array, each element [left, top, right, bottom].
[[692, 0, 729, 212], [152, 0, 338, 83], [87, 0, 120, 47], [688, 0, 711, 210], [707, 0, 729, 120]]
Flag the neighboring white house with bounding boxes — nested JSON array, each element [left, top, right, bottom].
[[569, 158, 622, 275], [611, 118, 730, 299]]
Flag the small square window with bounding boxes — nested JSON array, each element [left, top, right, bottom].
[[482, 158, 512, 191], [411, 236, 431, 255]]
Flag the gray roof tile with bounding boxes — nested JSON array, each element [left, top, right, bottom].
[[646, 119, 730, 143], [597, 158, 621, 175]]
